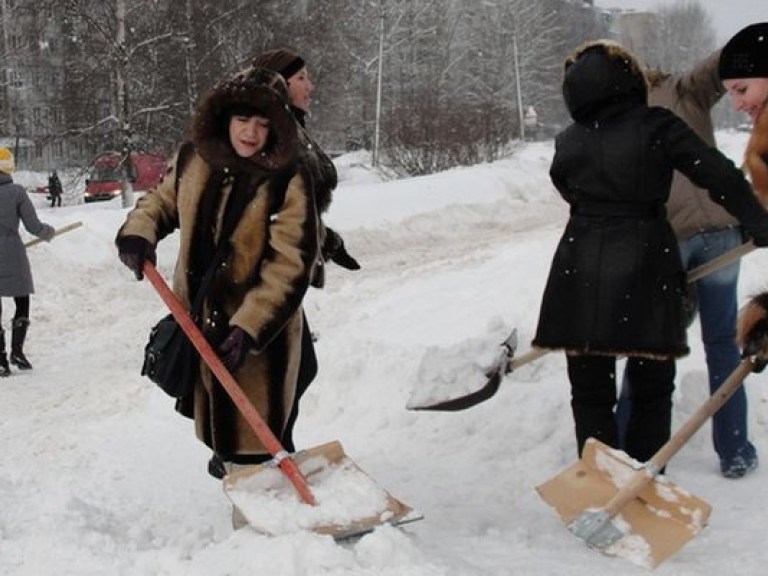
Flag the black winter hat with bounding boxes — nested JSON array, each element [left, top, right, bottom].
[[719, 22, 768, 80], [252, 48, 306, 81]]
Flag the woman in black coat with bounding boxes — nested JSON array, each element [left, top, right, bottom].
[[533, 40, 768, 463]]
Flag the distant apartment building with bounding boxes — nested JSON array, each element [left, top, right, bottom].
[[0, 0, 109, 170]]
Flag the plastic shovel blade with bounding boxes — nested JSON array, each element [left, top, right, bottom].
[[536, 439, 711, 569], [223, 440, 421, 540]]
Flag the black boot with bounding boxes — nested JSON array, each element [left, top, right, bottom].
[[10, 318, 32, 370], [0, 330, 10, 377]]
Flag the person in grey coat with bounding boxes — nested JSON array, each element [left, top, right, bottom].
[[0, 147, 55, 376]]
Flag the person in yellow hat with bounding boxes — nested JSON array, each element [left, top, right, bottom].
[[0, 147, 55, 376]]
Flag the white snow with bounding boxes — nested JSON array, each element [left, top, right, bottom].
[[3, 131, 768, 574]]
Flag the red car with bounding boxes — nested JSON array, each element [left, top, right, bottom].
[[83, 151, 167, 202]]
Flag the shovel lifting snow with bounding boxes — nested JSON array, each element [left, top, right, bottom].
[[537, 358, 755, 568], [143, 262, 419, 538], [409, 241, 756, 412]]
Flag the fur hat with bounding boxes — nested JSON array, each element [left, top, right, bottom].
[[0, 147, 15, 174], [191, 66, 297, 173], [252, 48, 306, 81], [719, 22, 768, 80]]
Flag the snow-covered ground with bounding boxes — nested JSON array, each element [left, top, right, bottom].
[[3, 132, 768, 575]]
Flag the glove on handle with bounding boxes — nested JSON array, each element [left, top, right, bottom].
[[218, 327, 255, 373], [117, 236, 156, 280]]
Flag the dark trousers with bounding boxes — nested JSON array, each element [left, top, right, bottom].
[[567, 354, 674, 463], [0, 296, 30, 326]]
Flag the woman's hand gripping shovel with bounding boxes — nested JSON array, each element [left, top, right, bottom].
[[536, 357, 757, 568], [143, 262, 420, 539]]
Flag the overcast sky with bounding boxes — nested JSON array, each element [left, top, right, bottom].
[[594, 0, 768, 43]]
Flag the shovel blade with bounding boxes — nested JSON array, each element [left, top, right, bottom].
[[223, 441, 420, 540], [536, 439, 711, 569]]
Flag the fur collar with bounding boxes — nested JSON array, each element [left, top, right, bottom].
[[745, 103, 768, 208]]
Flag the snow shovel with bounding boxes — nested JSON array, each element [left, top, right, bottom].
[[409, 240, 755, 412], [24, 221, 82, 248], [142, 262, 419, 537], [536, 357, 755, 569]]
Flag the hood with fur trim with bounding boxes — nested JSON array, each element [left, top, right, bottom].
[[191, 66, 297, 174], [562, 40, 649, 122]]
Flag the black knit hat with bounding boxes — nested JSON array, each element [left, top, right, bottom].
[[252, 48, 306, 81], [719, 22, 768, 80]]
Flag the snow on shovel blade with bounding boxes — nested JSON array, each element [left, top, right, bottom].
[[223, 441, 421, 540], [407, 329, 518, 412], [536, 439, 711, 569]]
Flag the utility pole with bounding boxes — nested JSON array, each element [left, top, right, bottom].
[[372, 2, 384, 168], [513, 34, 524, 141]]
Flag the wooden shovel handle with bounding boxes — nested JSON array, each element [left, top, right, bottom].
[[507, 347, 549, 372], [687, 241, 755, 283], [143, 262, 316, 506], [24, 221, 83, 248], [602, 358, 754, 520]]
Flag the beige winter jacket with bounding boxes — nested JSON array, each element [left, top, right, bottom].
[[648, 49, 740, 240]]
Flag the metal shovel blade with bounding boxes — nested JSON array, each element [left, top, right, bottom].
[[408, 330, 518, 412], [536, 439, 711, 569], [223, 440, 421, 540]]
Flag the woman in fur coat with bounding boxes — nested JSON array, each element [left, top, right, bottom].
[[533, 40, 768, 463], [724, 24, 768, 368], [115, 66, 319, 475]]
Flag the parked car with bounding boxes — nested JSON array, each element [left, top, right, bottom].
[[83, 151, 167, 202]]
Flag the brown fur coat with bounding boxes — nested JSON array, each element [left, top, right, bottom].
[[117, 68, 320, 460], [737, 103, 768, 357]]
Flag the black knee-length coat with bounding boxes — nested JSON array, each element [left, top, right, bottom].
[[533, 41, 768, 360]]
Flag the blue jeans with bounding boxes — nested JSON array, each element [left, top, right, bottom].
[[617, 228, 754, 466]]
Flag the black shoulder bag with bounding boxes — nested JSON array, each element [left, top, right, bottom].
[[141, 247, 227, 398], [141, 165, 264, 398]]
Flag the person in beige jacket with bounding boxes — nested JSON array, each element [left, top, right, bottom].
[[617, 48, 759, 479]]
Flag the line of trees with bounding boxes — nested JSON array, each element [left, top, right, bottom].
[[0, 0, 726, 176]]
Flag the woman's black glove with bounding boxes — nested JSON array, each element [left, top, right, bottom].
[[323, 227, 360, 270], [218, 327, 254, 373], [117, 236, 156, 280]]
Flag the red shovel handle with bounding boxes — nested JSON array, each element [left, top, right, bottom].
[[143, 261, 316, 506]]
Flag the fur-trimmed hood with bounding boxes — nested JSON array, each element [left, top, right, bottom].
[[562, 40, 649, 122], [191, 66, 297, 174]]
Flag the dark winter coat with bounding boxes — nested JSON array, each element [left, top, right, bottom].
[[48, 173, 63, 198], [291, 106, 341, 288], [533, 41, 768, 360], [0, 173, 55, 297], [117, 67, 320, 460], [648, 49, 740, 240]]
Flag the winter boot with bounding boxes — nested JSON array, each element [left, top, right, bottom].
[[0, 330, 10, 377], [10, 318, 32, 370]]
